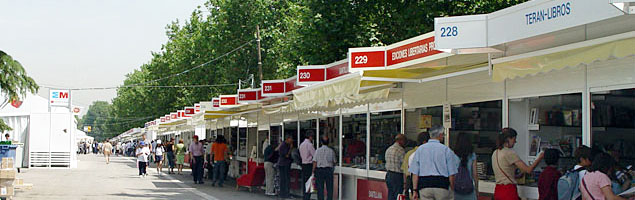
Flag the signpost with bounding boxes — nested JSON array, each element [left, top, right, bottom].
[[49, 89, 70, 107]]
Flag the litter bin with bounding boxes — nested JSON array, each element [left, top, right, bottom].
[[0, 145, 17, 165]]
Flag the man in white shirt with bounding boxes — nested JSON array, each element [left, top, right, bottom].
[[136, 141, 150, 177]]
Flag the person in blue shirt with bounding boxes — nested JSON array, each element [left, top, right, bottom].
[[409, 126, 459, 200]]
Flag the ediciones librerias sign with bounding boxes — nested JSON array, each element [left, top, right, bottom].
[[525, 2, 571, 25]]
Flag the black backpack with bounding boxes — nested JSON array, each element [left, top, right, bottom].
[[291, 148, 302, 165], [454, 164, 474, 194]]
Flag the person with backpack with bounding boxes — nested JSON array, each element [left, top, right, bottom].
[[558, 145, 593, 200], [385, 134, 406, 200], [580, 153, 627, 200], [452, 132, 479, 200], [538, 149, 562, 200], [402, 132, 430, 200], [409, 126, 460, 200], [278, 136, 294, 199], [492, 128, 544, 200], [264, 139, 279, 196]]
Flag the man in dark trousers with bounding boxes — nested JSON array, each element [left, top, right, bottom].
[[313, 135, 336, 200], [189, 135, 205, 184], [299, 131, 315, 200], [385, 134, 406, 200], [277, 136, 294, 199]]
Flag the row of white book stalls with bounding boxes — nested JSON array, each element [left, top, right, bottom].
[[114, 1, 635, 199]]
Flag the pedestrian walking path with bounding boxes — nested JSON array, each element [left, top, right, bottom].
[[14, 154, 277, 200]]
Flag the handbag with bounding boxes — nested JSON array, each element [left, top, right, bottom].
[[397, 193, 407, 200], [305, 175, 316, 193]]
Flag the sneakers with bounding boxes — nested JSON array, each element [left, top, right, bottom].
[[264, 192, 276, 196], [139, 175, 143, 178]]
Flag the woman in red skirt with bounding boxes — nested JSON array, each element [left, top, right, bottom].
[[491, 128, 545, 200]]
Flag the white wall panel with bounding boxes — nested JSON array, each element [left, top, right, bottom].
[[506, 65, 585, 98], [587, 57, 635, 89], [447, 71, 504, 104], [29, 114, 50, 152], [403, 79, 446, 109], [50, 113, 71, 152]]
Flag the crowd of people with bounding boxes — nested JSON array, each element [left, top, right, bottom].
[[386, 126, 634, 200], [82, 126, 633, 200]]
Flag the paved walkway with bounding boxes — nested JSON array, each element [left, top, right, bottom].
[[14, 154, 279, 200]]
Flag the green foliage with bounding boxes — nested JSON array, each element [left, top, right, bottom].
[[0, 50, 39, 132], [107, 0, 527, 134], [78, 101, 113, 135]]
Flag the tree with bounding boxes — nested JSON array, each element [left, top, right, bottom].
[[107, 0, 528, 133], [0, 50, 39, 131]]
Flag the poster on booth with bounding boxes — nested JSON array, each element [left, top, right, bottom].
[[49, 89, 70, 107], [357, 179, 388, 200], [443, 102, 452, 129]]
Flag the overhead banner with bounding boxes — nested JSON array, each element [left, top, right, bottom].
[[262, 76, 303, 97], [170, 112, 178, 120], [297, 60, 349, 86], [348, 47, 386, 71], [194, 103, 201, 113], [219, 95, 238, 107], [348, 33, 443, 72], [238, 88, 263, 102], [185, 107, 195, 115], [434, 0, 624, 50], [212, 98, 220, 108], [386, 34, 442, 67], [262, 80, 286, 96], [177, 110, 186, 118], [326, 60, 349, 80], [284, 76, 302, 93], [49, 89, 70, 107], [297, 65, 327, 85]]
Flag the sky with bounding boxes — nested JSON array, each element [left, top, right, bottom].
[[0, 0, 207, 110]]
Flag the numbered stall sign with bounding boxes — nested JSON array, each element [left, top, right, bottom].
[[348, 46, 386, 72]]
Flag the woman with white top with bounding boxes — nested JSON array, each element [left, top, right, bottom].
[[155, 141, 165, 175]]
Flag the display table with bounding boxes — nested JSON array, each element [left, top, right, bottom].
[[478, 180, 538, 200]]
